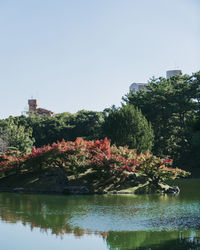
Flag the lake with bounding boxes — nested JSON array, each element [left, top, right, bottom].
[[0, 179, 199, 250]]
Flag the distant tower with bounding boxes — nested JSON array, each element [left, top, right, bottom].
[[27, 99, 54, 116], [28, 99, 38, 113], [166, 70, 182, 79]]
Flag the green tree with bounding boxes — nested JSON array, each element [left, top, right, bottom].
[[2, 110, 105, 148], [26, 111, 104, 146], [183, 114, 200, 172], [0, 137, 8, 152], [72, 110, 104, 140], [102, 104, 154, 152], [10, 113, 75, 147], [124, 73, 198, 162], [0, 118, 34, 152]]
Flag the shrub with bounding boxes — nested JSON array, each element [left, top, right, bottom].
[[0, 138, 190, 184]]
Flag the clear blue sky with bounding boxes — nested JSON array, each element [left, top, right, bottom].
[[0, 0, 199, 119]]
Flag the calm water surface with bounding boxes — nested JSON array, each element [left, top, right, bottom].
[[0, 179, 199, 250]]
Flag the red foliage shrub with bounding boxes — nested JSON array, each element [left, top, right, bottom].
[[0, 138, 190, 182]]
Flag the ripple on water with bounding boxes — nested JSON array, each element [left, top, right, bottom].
[[68, 200, 200, 232]]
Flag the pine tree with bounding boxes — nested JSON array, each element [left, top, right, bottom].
[[103, 104, 154, 152]]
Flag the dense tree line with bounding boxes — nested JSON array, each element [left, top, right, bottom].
[[0, 107, 153, 153], [0, 71, 200, 173], [0, 110, 105, 151], [124, 71, 200, 171]]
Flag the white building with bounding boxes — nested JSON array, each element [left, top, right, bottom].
[[129, 82, 148, 93], [166, 70, 182, 79]]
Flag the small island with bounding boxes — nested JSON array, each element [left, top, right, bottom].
[[0, 138, 189, 195]]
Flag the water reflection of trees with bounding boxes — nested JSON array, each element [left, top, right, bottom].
[[106, 231, 200, 250], [0, 193, 160, 237], [0, 193, 200, 249], [0, 193, 93, 236], [0, 193, 115, 238]]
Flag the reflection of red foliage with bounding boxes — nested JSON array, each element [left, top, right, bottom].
[[101, 231, 108, 239]]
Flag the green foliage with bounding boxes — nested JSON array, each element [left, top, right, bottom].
[[181, 115, 200, 171], [124, 73, 200, 165], [72, 110, 104, 140], [135, 152, 189, 185], [0, 137, 8, 152], [0, 118, 34, 153], [102, 104, 154, 152], [4, 111, 105, 148]]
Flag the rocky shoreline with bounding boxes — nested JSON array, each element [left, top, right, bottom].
[[0, 168, 181, 195], [0, 184, 180, 195]]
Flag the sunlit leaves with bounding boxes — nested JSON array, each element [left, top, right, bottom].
[[0, 138, 189, 183]]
